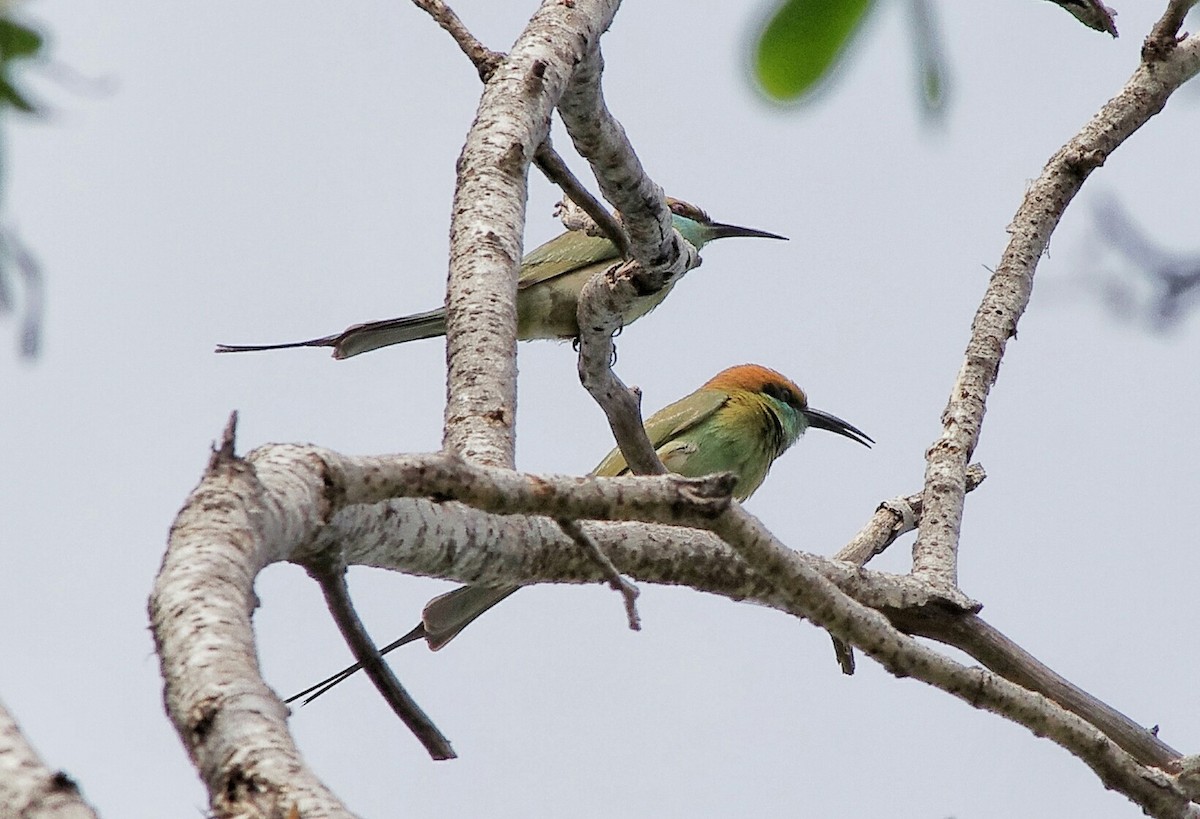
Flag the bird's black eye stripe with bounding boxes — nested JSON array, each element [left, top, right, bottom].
[[763, 382, 792, 405], [763, 381, 804, 409]]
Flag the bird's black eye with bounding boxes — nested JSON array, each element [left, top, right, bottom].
[[762, 382, 788, 403], [763, 382, 804, 409]]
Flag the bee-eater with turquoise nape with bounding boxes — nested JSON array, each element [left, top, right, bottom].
[[217, 200, 785, 359], [287, 364, 871, 704]]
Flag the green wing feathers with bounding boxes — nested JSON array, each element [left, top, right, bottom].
[[590, 389, 729, 477], [518, 232, 620, 290]]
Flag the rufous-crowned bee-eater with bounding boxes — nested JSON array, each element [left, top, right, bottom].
[[288, 364, 871, 704]]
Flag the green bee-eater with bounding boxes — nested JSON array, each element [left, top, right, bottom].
[[217, 200, 785, 359], [287, 364, 871, 704]]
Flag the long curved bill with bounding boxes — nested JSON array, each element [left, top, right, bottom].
[[705, 222, 789, 242], [803, 407, 874, 447]]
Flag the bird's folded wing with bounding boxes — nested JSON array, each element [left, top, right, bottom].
[[590, 389, 728, 477]]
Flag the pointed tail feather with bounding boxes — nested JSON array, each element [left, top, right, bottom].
[[420, 584, 521, 651], [214, 332, 341, 354], [285, 622, 428, 705], [285, 583, 518, 705], [216, 308, 448, 360]]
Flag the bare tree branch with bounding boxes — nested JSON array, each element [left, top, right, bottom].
[[0, 700, 99, 819], [887, 608, 1182, 769], [157, 420, 1197, 816], [413, 0, 503, 80], [535, 138, 631, 257], [149, 418, 354, 818], [307, 561, 456, 760], [700, 507, 1191, 818], [557, 43, 684, 272], [413, 0, 630, 255], [1145, 0, 1198, 58], [556, 39, 703, 474], [312, 466, 1178, 781], [838, 463, 987, 567], [1046, 0, 1119, 37], [149, 3, 1200, 816], [557, 516, 640, 631], [912, 25, 1200, 586]]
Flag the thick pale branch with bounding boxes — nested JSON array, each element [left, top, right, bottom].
[[319, 498, 968, 615], [149, 420, 354, 818], [412, 0, 630, 254], [420, 0, 700, 475], [0, 700, 98, 819], [441, 0, 620, 467], [159, 426, 1195, 816], [912, 30, 1200, 585], [294, 446, 733, 526]]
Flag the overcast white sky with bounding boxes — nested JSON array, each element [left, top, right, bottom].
[[3, 2, 1198, 817]]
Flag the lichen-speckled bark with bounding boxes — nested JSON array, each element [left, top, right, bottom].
[[150, 442, 354, 818], [442, 0, 621, 468], [0, 701, 99, 819]]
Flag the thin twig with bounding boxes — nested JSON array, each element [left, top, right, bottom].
[[558, 517, 641, 630], [535, 139, 630, 256], [412, 0, 502, 80], [837, 464, 986, 567], [307, 562, 456, 760]]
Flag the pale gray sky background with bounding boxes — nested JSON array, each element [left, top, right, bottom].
[[3, 2, 1198, 817]]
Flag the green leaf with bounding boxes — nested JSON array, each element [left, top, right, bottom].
[[755, 0, 875, 101], [0, 75, 36, 112], [0, 19, 43, 61], [908, 0, 948, 118]]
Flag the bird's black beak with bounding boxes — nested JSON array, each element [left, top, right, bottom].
[[704, 221, 789, 242], [803, 407, 873, 447]]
